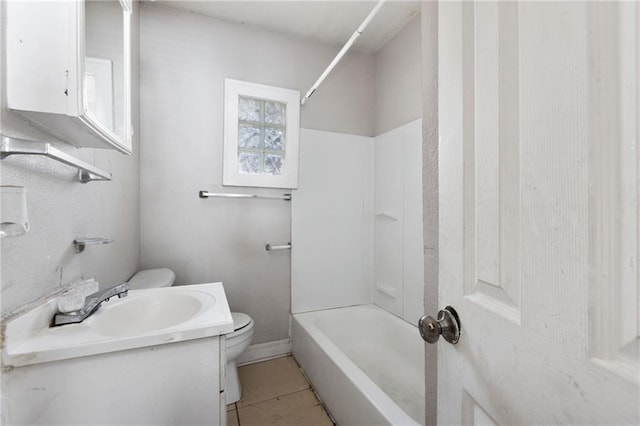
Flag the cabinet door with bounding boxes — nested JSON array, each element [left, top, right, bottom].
[[6, 2, 81, 116], [6, 0, 133, 154], [3, 337, 223, 425]]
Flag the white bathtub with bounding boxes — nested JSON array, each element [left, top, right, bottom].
[[292, 304, 425, 426]]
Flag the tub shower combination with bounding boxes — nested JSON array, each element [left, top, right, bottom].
[[292, 304, 425, 426]]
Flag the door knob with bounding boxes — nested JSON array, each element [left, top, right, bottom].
[[418, 306, 461, 344]]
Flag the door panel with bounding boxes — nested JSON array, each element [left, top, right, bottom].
[[438, 2, 639, 425], [462, 1, 522, 325]]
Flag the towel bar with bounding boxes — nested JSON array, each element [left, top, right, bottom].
[[1, 135, 112, 183], [199, 190, 291, 201]]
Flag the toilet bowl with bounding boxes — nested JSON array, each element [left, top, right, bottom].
[[127, 268, 176, 290], [225, 312, 254, 404]]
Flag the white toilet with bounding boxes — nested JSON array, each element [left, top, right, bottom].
[[128, 268, 254, 404], [127, 268, 176, 289], [225, 312, 255, 404]]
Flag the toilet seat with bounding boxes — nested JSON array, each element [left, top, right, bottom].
[[226, 312, 253, 340], [232, 312, 251, 331]]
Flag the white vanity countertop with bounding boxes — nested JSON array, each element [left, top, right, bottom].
[[2, 282, 234, 367]]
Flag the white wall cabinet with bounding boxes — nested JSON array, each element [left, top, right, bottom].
[[6, 0, 133, 154]]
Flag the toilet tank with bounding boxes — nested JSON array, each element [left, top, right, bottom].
[[127, 268, 176, 290]]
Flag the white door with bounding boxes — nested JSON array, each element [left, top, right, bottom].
[[435, 1, 639, 424]]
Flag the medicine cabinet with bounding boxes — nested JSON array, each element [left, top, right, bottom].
[[6, 0, 133, 154]]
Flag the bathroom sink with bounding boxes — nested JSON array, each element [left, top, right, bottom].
[[89, 291, 206, 337], [2, 282, 234, 367]]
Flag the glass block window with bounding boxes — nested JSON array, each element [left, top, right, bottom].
[[237, 96, 286, 176], [224, 79, 300, 189]]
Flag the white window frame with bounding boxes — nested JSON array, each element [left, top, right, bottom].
[[223, 78, 300, 189]]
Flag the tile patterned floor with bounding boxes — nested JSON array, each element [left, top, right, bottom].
[[227, 356, 334, 426]]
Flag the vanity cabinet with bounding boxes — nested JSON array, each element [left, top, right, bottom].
[[2, 337, 227, 425], [1, 283, 234, 425], [6, 0, 133, 154]]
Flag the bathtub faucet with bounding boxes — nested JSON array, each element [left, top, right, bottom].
[[51, 282, 130, 327]]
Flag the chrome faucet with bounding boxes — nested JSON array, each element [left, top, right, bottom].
[[51, 282, 130, 327]]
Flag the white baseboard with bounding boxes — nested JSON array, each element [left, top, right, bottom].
[[237, 339, 291, 366]]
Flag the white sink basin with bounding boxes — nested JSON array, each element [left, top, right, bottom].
[[2, 282, 234, 367], [90, 291, 206, 337]]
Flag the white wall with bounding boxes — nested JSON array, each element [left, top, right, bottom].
[[373, 12, 424, 323], [374, 15, 422, 136], [291, 12, 424, 322], [139, 4, 375, 344], [291, 120, 424, 324], [374, 119, 424, 323], [0, 2, 141, 318], [291, 129, 373, 313]]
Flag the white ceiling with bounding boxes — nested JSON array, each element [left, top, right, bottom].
[[157, 1, 421, 53]]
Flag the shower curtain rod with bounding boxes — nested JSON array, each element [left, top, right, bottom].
[[300, 0, 386, 106]]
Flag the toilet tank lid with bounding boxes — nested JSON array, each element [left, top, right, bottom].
[[127, 268, 176, 290], [231, 312, 252, 331]]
